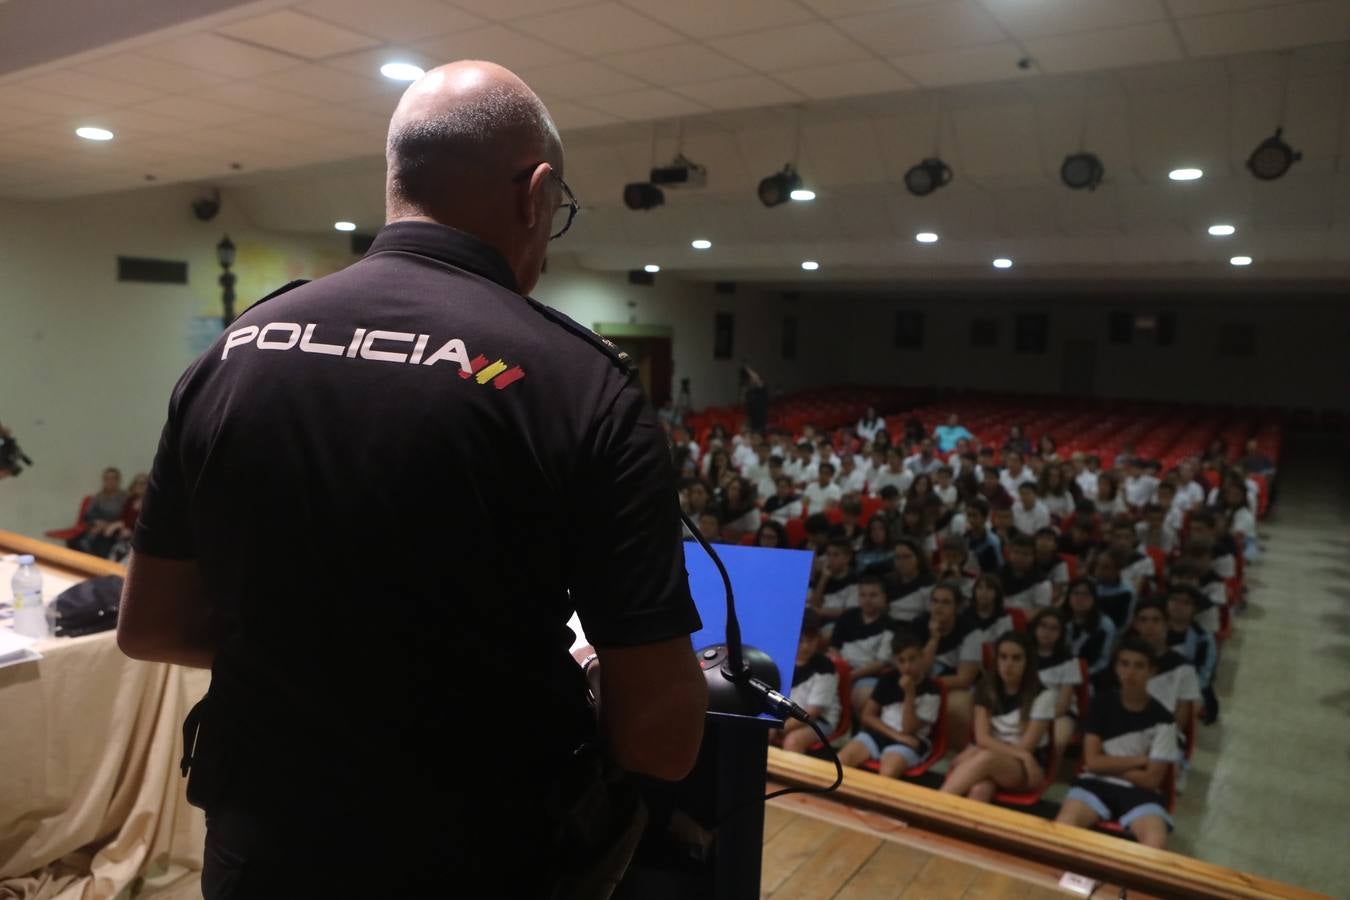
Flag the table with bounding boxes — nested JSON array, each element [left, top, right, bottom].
[[0, 531, 207, 900]]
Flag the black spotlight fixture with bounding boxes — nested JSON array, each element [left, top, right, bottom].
[[623, 182, 664, 211], [1247, 127, 1301, 181], [1060, 152, 1104, 191], [904, 157, 952, 197], [757, 164, 802, 208]]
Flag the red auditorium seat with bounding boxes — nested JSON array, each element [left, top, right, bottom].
[[45, 495, 92, 545]]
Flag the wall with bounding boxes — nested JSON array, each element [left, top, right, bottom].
[[810, 292, 1350, 412], [0, 189, 828, 539]]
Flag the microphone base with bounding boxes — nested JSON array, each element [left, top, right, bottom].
[[695, 644, 783, 719]]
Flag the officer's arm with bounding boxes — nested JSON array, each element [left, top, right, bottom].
[[117, 550, 216, 669], [595, 636, 706, 781]]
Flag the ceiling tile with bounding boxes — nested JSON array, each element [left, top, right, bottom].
[[86, 106, 201, 137], [673, 74, 802, 111], [73, 53, 232, 92], [187, 81, 321, 113], [980, 0, 1168, 40], [298, 0, 485, 42], [126, 95, 258, 126], [251, 63, 388, 101], [0, 84, 104, 117], [286, 105, 397, 136], [620, 0, 815, 39], [519, 59, 648, 98], [0, 104, 52, 128], [547, 100, 623, 129], [799, 0, 934, 16], [321, 46, 438, 80], [1176, 0, 1350, 57], [772, 59, 915, 101], [893, 41, 1035, 87], [142, 33, 301, 77], [447, 0, 595, 21], [512, 3, 684, 56], [1164, 0, 1301, 16], [707, 23, 871, 73], [836, 1, 1008, 57], [216, 11, 383, 59], [601, 43, 751, 85], [414, 25, 577, 69], [17, 70, 162, 106], [1025, 22, 1185, 73], [582, 87, 708, 120]]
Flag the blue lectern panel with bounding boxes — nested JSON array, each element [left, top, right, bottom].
[[684, 543, 815, 700]]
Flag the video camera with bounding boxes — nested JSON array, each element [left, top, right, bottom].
[[0, 429, 33, 476]]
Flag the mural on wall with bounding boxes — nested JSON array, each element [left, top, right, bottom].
[[186, 238, 351, 355]]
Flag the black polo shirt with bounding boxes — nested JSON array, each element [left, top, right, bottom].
[[133, 221, 701, 839]]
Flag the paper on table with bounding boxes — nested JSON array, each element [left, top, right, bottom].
[[0, 628, 42, 670]]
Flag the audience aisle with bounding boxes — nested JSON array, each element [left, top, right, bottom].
[[1169, 436, 1350, 895]]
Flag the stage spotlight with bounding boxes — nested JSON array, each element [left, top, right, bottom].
[[623, 182, 664, 211], [1061, 152, 1104, 191], [904, 158, 952, 197], [758, 165, 803, 208], [1247, 128, 1301, 181]]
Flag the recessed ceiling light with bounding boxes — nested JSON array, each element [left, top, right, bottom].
[[380, 62, 424, 82], [1208, 224, 1236, 236], [789, 188, 815, 202], [801, 260, 819, 271], [691, 239, 712, 250], [992, 257, 1013, 269], [1229, 255, 1252, 266], [644, 264, 660, 273], [334, 221, 356, 232], [915, 232, 939, 244], [1168, 167, 1203, 181], [75, 126, 114, 141]]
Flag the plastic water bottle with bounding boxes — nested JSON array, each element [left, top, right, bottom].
[[11, 555, 49, 640]]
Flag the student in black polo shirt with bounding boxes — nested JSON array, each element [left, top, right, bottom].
[[830, 574, 896, 713], [884, 537, 936, 623], [778, 611, 841, 754], [912, 581, 982, 748], [117, 61, 706, 897], [999, 533, 1053, 613], [1057, 637, 1180, 848], [836, 631, 942, 776]]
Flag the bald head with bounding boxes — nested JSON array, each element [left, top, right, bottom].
[[386, 61, 560, 216]]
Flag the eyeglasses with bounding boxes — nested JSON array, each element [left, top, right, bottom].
[[514, 163, 578, 240]]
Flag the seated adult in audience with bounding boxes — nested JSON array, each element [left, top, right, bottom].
[[1029, 607, 1082, 758], [73, 466, 130, 559], [1056, 637, 1179, 849], [856, 516, 895, 575], [1093, 551, 1137, 632], [837, 632, 941, 776], [803, 462, 842, 513], [933, 465, 959, 509], [1095, 473, 1128, 518], [763, 475, 804, 524], [756, 520, 787, 549], [809, 539, 860, 629], [776, 611, 841, 754], [912, 581, 982, 747], [856, 406, 886, 443], [1012, 482, 1052, 537], [934, 413, 973, 454], [940, 632, 1055, 802], [869, 446, 914, 498], [1065, 577, 1117, 678], [830, 574, 897, 713], [963, 498, 1003, 573], [999, 450, 1037, 497], [1033, 528, 1070, 605], [964, 573, 1014, 651], [884, 538, 936, 623], [1166, 585, 1219, 724], [1000, 533, 1053, 613], [1039, 464, 1076, 521], [110, 472, 150, 561]]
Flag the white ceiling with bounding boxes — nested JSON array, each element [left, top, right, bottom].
[[0, 0, 1348, 282]]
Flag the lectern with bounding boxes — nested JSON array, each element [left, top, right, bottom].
[[613, 544, 814, 900]]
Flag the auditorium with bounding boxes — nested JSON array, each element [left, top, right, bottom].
[[1, 1, 1348, 898]]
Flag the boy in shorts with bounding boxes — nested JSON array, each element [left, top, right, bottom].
[[836, 631, 941, 777]]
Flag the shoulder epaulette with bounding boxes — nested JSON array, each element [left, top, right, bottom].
[[521, 295, 635, 374]]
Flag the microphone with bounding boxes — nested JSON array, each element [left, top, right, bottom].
[[680, 509, 807, 721]]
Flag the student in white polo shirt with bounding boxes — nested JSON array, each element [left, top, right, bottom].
[[1012, 482, 1052, 537], [998, 450, 1037, 498], [776, 611, 842, 754], [803, 462, 843, 514], [869, 447, 914, 498]]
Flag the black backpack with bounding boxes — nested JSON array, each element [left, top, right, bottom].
[[53, 574, 123, 637]]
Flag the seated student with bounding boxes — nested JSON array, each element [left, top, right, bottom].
[[1186, 510, 1238, 580], [784, 441, 818, 487], [1058, 505, 1102, 566], [856, 406, 887, 443], [973, 446, 996, 482], [989, 502, 1016, 547], [869, 447, 915, 498], [1092, 551, 1137, 632], [831, 496, 867, 549], [755, 520, 788, 549], [1012, 482, 1052, 537], [934, 533, 979, 598], [999, 450, 1037, 497], [1168, 557, 1224, 634], [809, 539, 860, 627], [875, 484, 903, 541], [764, 475, 804, 524], [776, 611, 843, 754], [1122, 458, 1160, 512], [1166, 585, 1220, 724], [1218, 480, 1260, 562], [856, 515, 895, 574], [1107, 517, 1156, 599], [963, 497, 1003, 573], [835, 452, 868, 495], [1119, 601, 1202, 750], [1065, 577, 1117, 678], [754, 454, 786, 503], [885, 538, 937, 623], [803, 462, 843, 513], [1029, 607, 1083, 758], [912, 581, 983, 747], [1055, 637, 1180, 849], [979, 466, 1015, 508], [905, 472, 936, 509], [999, 533, 1053, 613], [1095, 473, 1127, 518], [940, 632, 1056, 801], [933, 465, 959, 509], [964, 573, 1014, 652], [1033, 527, 1070, 605], [801, 512, 833, 557], [1136, 502, 1178, 554], [934, 413, 974, 453], [1039, 464, 1076, 521], [695, 511, 724, 543], [717, 477, 761, 540], [831, 574, 898, 712], [895, 504, 937, 559], [905, 439, 943, 476], [1073, 453, 1101, 500]]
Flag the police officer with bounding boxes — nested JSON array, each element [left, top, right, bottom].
[[117, 61, 708, 897]]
